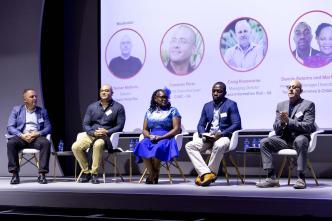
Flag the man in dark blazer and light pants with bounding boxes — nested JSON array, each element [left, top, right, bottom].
[[185, 82, 242, 186], [257, 80, 316, 189]]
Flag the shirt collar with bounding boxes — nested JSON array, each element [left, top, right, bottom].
[[234, 43, 256, 53], [24, 105, 36, 113], [98, 99, 113, 108]]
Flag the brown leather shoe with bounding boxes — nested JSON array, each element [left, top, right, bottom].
[[195, 176, 202, 186], [200, 173, 217, 187]]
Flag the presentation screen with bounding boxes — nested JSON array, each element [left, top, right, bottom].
[[100, 0, 331, 132]]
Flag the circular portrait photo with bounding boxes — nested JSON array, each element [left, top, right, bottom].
[[289, 10, 332, 68], [105, 28, 146, 79], [161, 23, 204, 76], [220, 18, 268, 72]]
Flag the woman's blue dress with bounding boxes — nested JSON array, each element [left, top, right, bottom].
[[133, 107, 181, 163]]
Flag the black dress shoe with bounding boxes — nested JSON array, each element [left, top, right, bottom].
[[145, 176, 154, 184], [10, 174, 20, 185], [79, 173, 92, 183], [37, 174, 48, 184], [91, 174, 100, 184]]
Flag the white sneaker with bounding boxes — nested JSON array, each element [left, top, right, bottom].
[[256, 178, 280, 188]]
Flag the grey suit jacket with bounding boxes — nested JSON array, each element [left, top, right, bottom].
[[273, 98, 316, 141]]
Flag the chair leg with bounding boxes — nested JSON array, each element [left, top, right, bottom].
[[19, 153, 23, 166], [53, 153, 57, 181], [278, 156, 287, 179], [307, 159, 319, 186], [139, 168, 148, 183], [102, 155, 106, 183], [222, 158, 230, 185], [173, 158, 186, 182], [113, 155, 116, 181], [76, 170, 84, 183], [165, 162, 172, 184], [287, 158, 292, 185], [228, 154, 244, 184], [129, 153, 132, 182], [112, 155, 124, 182], [205, 155, 210, 164], [74, 159, 78, 179], [33, 153, 40, 169], [102, 154, 124, 183]]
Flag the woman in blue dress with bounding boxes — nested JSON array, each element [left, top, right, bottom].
[[133, 89, 181, 184]]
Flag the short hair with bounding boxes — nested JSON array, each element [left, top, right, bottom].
[[315, 23, 332, 37], [120, 35, 132, 44], [22, 88, 35, 95], [213, 82, 226, 91], [294, 22, 312, 33], [235, 20, 251, 33]]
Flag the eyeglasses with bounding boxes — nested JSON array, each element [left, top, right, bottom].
[[286, 85, 300, 90], [156, 95, 168, 99], [170, 37, 191, 45]]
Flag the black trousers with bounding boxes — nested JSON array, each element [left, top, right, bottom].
[[7, 136, 51, 174]]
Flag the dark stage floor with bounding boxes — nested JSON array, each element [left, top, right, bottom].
[[0, 176, 331, 220]]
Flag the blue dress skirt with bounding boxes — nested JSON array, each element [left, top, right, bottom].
[[133, 128, 179, 163]]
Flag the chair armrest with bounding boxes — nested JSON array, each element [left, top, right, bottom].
[[139, 133, 144, 141], [175, 133, 184, 151], [110, 132, 122, 148], [228, 129, 244, 152], [46, 134, 56, 153], [268, 130, 276, 137], [308, 130, 324, 153]]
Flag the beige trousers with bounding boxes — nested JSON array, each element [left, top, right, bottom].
[[72, 132, 105, 174], [185, 133, 230, 176]]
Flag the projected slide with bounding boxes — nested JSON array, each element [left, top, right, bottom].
[[100, 0, 332, 132]]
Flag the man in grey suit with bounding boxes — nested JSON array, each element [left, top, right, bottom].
[[256, 80, 316, 189]]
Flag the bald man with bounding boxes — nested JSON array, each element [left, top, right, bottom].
[[108, 35, 142, 78], [167, 25, 197, 75], [256, 80, 316, 189], [223, 19, 264, 71], [72, 84, 126, 184]]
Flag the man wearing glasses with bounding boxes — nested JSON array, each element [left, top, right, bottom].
[[166, 25, 197, 75], [256, 80, 316, 189]]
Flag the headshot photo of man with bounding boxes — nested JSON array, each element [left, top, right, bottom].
[[221, 18, 267, 72], [161, 24, 204, 76], [291, 22, 319, 64], [107, 30, 145, 79]]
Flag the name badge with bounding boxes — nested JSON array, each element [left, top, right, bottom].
[[295, 111, 303, 118], [105, 109, 112, 116], [220, 112, 227, 118], [38, 118, 44, 123]]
